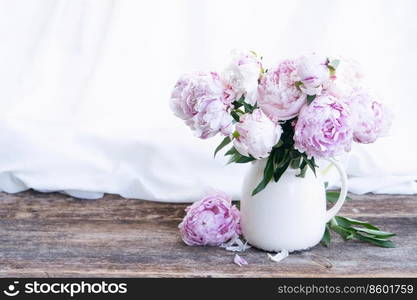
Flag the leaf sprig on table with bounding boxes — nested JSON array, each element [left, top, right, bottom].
[[322, 188, 396, 248]]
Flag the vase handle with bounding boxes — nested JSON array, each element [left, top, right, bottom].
[[324, 157, 348, 223]]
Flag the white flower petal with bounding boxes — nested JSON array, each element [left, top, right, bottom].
[[267, 249, 289, 263], [221, 237, 252, 252]]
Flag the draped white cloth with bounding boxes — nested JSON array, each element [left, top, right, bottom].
[[0, 0, 416, 201]]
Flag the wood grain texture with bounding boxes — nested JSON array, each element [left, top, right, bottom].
[[0, 191, 416, 278]]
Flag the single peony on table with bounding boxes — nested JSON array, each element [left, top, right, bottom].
[[178, 191, 241, 247]]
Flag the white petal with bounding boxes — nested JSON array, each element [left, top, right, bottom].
[[267, 249, 289, 263], [221, 237, 252, 252]]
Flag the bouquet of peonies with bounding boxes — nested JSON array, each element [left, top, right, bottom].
[[170, 50, 392, 195]]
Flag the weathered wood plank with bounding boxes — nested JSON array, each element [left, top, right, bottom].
[[0, 191, 416, 277]]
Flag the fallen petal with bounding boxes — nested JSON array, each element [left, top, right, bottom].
[[221, 237, 251, 252], [234, 254, 248, 267], [220, 235, 239, 249], [243, 241, 252, 251], [226, 238, 243, 251], [267, 249, 289, 263]]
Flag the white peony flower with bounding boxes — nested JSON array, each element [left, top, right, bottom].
[[296, 54, 329, 96], [324, 57, 364, 99], [221, 50, 262, 105], [233, 109, 282, 159]]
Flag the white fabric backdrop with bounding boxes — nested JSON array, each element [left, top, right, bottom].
[[0, 0, 416, 201]]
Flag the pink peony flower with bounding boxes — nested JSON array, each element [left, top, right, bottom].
[[257, 60, 306, 121], [347, 88, 392, 144], [294, 95, 353, 158], [170, 72, 233, 139], [179, 191, 241, 246], [221, 50, 263, 105], [295, 54, 329, 96], [233, 109, 282, 159]]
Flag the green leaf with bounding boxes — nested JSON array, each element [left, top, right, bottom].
[[321, 224, 331, 247], [226, 148, 255, 164], [264, 155, 274, 177], [324, 181, 329, 189], [226, 152, 241, 164], [351, 227, 396, 238], [237, 95, 245, 103], [273, 160, 290, 182], [330, 224, 355, 240], [276, 149, 290, 168], [273, 140, 284, 148], [306, 94, 316, 105], [354, 233, 396, 248], [326, 191, 352, 204], [233, 95, 257, 113], [326, 215, 396, 248], [334, 216, 380, 230], [297, 164, 308, 178], [305, 157, 317, 176], [273, 148, 284, 165], [235, 155, 256, 164], [242, 101, 256, 113], [224, 147, 238, 156], [233, 101, 243, 110], [231, 111, 240, 122], [326, 191, 340, 204], [251, 179, 268, 196], [296, 159, 308, 178], [214, 136, 231, 157], [290, 156, 301, 169], [251, 156, 274, 196]]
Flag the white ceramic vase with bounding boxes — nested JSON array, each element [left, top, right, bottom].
[[241, 158, 347, 252]]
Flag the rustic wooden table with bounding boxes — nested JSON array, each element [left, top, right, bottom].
[[0, 191, 416, 277]]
